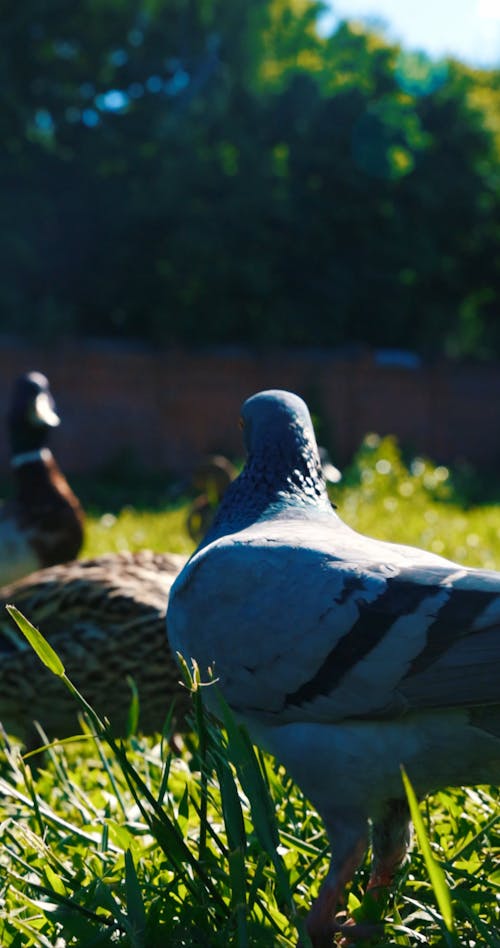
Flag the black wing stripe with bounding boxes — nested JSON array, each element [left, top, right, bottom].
[[404, 587, 499, 678], [284, 578, 437, 710]]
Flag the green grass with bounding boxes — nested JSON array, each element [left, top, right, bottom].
[[81, 504, 194, 559], [1, 435, 500, 947]]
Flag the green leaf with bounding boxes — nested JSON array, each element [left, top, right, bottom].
[[6, 604, 65, 676], [401, 765, 455, 934]]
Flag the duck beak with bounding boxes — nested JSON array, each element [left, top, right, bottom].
[[32, 392, 61, 427]]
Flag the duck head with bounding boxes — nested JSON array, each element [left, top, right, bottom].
[[7, 372, 61, 456]]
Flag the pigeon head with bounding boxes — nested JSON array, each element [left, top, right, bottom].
[[8, 371, 61, 454], [240, 389, 322, 473], [200, 390, 334, 545]]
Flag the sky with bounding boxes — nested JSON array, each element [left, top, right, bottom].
[[320, 0, 500, 67]]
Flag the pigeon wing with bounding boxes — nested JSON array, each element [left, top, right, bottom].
[[170, 535, 500, 724]]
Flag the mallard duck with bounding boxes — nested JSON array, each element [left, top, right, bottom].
[[168, 389, 500, 946], [0, 549, 188, 745], [0, 371, 84, 584]]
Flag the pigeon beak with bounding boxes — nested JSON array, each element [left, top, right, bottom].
[[31, 392, 61, 428]]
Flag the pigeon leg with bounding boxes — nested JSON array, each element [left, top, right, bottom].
[[368, 798, 411, 895], [326, 802, 411, 946], [303, 813, 369, 947]]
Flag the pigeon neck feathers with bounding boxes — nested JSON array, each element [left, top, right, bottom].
[[200, 390, 334, 545]]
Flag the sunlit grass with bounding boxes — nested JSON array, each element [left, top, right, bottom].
[[1, 436, 500, 946], [338, 433, 500, 569], [81, 504, 195, 559]]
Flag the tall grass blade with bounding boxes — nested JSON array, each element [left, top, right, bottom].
[[6, 604, 65, 676], [124, 849, 147, 946], [401, 766, 455, 934], [125, 675, 140, 738], [213, 754, 246, 852]]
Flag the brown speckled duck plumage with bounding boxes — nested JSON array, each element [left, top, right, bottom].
[[0, 549, 188, 744]]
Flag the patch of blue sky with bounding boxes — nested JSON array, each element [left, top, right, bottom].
[[319, 0, 500, 67]]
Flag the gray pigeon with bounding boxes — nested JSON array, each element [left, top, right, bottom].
[[167, 389, 500, 946]]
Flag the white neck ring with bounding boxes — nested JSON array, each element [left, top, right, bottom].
[[10, 448, 52, 469]]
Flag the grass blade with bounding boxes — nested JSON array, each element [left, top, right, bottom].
[[124, 849, 147, 946], [401, 766, 455, 935], [125, 675, 140, 738], [6, 604, 65, 676]]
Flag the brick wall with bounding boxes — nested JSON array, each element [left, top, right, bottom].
[[0, 337, 499, 475]]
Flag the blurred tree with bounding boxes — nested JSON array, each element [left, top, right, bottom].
[[0, 0, 498, 357]]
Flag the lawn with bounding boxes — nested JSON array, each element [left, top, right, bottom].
[[0, 435, 499, 947]]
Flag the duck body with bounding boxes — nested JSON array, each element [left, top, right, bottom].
[[167, 389, 500, 944], [0, 448, 84, 583], [1, 550, 188, 743], [0, 372, 84, 583]]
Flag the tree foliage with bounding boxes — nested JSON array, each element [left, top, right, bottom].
[[1, 0, 499, 356]]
